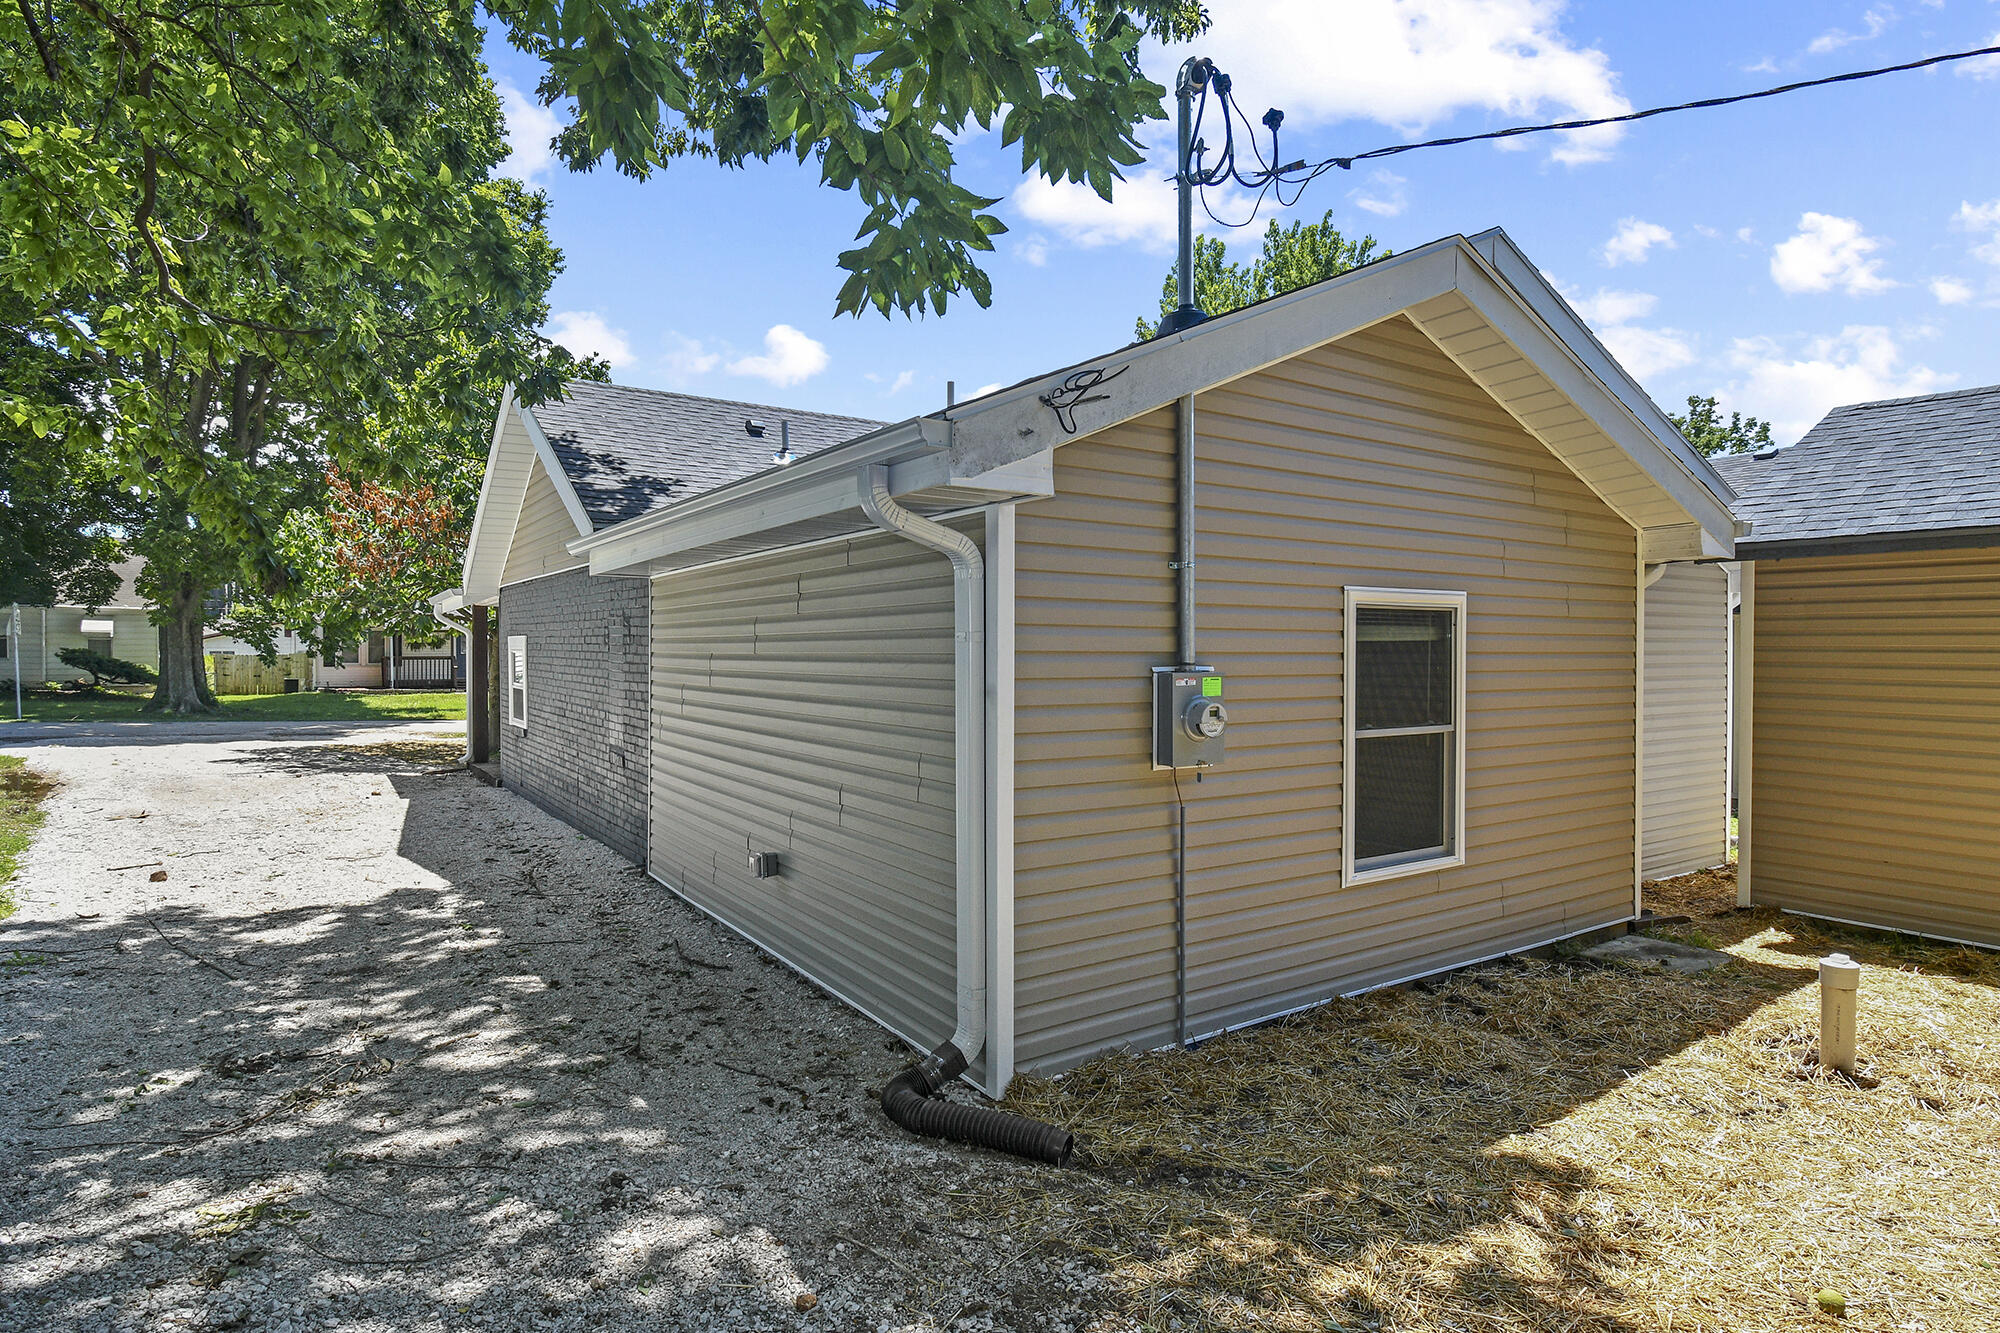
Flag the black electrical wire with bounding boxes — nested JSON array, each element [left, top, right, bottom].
[[1326, 40, 2000, 169], [1182, 39, 2000, 229]]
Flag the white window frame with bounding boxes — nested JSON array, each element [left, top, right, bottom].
[[1342, 587, 1468, 886], [506, 634, 528, 729]]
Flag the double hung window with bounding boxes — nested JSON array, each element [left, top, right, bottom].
[[1343, 589, 1467, 884]]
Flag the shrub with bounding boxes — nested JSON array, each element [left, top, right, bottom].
[[55, 646, 157, 689]]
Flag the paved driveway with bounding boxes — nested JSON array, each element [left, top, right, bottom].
[[0, 731, 1110, 1332]]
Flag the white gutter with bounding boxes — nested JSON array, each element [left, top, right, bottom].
[[857, 463, 988, 1066]]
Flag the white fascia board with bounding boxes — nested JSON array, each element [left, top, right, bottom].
[[572, 418, 963, 576], [1449, 246, 1738, 555], [944, 239, 1466, 477], [430, 589, 466, 615], [516, 402, 596, 538], [1467, 229, 1741, 511], [458, 385, 519, 603]]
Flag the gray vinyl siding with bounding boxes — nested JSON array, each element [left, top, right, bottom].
[[1642, 562, 1731, 879], [9, 606, 158, 686], [1748, 547, 2000, 946], [502, 460, 588, 587], [497, 569, 651, 862], [647, 525, 975, 1067], [1012, 315, 1639, 1074]]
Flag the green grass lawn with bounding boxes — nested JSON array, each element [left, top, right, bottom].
[[0, 755, 53, 919], [2, 690, 466, 724]]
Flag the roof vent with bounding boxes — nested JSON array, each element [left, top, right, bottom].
[[772, 420, 794, 466], [1752, 442, 1781, 460], [744, 418, 767, 438]]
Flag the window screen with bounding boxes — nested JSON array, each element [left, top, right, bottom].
[[1347, 596, 1463, 878], [506, 635, 528, 728]]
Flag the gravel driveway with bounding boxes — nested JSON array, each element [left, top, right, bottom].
[[0, 728, 1113, 1333]]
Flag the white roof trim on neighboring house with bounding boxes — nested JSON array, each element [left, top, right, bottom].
[[457, 387, 595, 604]]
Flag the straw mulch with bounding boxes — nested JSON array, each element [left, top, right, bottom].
[[982, 869, 2000, 1332]]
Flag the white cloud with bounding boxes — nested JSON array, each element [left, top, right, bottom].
[[726, 324, 829, 388], [546, 310, 632, 368], [497, 82, 561, 185], [1769, 213, 1895, 294], [1600, 218, 1673, 266], [1555, 283, 1693, 379], [1566, 286, 1657, 326], [1930, 277, 1975, 306], [1348, 170, 1408, 218], [1735, 226, 1756, 245], [1012, 236, 1050, 267], [1957, 32, 2000, 80], [1726, 325, 1954, 441], [1952, 199, 2000, 265], [969, 382, 1005, 399], [661, 332, 721, 381], [1807, 6, 1893, 55], [1018, 0, 1631, 253], [888, 369, 916, 395], [1013, 172, 1179, 252]]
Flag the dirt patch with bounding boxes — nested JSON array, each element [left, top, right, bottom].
[[1, 730, 1110, 1332], [980, 881, 2000, 1332]]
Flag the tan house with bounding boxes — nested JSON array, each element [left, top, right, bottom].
[[441, 228, 1741, 1098], [5, 558, 159, 686], [1717, 385, 2000, 949]]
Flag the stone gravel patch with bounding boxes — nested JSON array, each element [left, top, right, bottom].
[[0, 729, 1117, 1333]]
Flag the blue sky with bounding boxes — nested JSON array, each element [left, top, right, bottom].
[[482, 1, 2000, 443]]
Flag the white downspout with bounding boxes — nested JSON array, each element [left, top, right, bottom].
[[858, 464, 988, 1065]]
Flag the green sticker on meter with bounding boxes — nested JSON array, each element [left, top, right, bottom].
[[1201, 675, 1222, 697]]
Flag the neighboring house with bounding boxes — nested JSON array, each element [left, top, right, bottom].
[[204, 628, 464, 690], [1715, 384, 2000, 949], [5, 558, 159, 686], [439, 228, 1741, 1095]]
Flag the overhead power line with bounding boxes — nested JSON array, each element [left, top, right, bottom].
[[1327, 41, 2000, 169]]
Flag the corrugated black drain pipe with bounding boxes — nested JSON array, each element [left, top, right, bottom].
[[881, 1042, 1075, 1167]]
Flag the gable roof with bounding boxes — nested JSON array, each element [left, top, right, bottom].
[[1713, 383, 2000, 557], [530, 382, 885, 528], [452, 227, 1740, 606]]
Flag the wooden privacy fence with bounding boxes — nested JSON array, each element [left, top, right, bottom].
[[208, 651, 316, 696]]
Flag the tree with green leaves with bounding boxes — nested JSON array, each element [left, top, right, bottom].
[[1137, 212, 1389, 339], [0, 323, 130, 609], [1, 4, 590, 711], [1669, 395, 1775, 457]]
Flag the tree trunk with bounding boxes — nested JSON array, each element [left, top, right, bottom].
[[144, 577, 218, 714]]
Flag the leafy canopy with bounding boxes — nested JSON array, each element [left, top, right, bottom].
[[498, 0, 1207, 315], [1138, 212, 1389, 339], [1669, 395, 1775, 458]]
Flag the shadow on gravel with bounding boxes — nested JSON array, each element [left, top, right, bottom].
[[1, 743, 1074, 1332]]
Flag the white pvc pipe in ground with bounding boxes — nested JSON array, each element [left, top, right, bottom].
[[1819, 952, 1861, 1074]]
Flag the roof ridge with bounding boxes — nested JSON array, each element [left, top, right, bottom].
[[550, 378, 886, 426], [1824, 381, 2000, 414]]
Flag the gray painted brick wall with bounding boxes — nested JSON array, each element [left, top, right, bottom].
[[497, 569, 650, 863]]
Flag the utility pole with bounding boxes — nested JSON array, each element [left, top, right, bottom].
[[1158, 56, 1212, 338]]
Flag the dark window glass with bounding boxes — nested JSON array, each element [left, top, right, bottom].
[[1354, 607, 1454, 729], [1353, 731, 1448, 862]]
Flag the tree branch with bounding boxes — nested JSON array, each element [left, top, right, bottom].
[[16, 0, 58, 80]]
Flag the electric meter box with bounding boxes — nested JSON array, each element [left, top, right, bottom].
[[1152, 666, 1227, 770]]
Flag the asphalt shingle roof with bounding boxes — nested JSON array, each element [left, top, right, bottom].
[[528, 381, 887, 529], [1711, 384, 2000, 551]]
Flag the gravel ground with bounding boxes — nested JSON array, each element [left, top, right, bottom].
[[0, 728, 1117, 1333]]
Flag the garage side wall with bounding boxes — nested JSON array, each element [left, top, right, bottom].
[[497, 568, 651, 863], [647, 524, 976, 1062], [1012, 315, 1639, 1074], [1642, 562, 1731, 879], [1749, 546, 2000, 946]]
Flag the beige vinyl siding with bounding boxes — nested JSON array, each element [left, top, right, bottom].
[[648, 523, 978, 1066], [1642, 562, 1731, 879], [1748, 546, 2000, 946], [501, 459, 587, 587], [1013, 315, 1638, 1073]]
